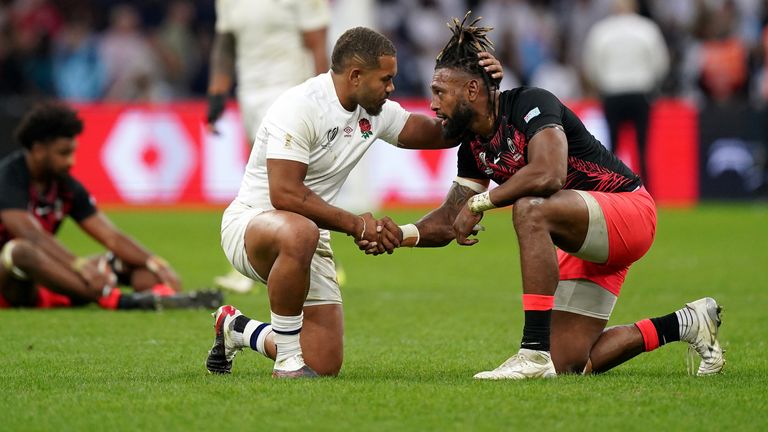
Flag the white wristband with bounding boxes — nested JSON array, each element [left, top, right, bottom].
[[468, 191, 496, 214], [398, 223, 420, 247]]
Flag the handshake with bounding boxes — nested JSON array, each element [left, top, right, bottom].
[[349, 210, 485, 256], [350, 212, 418, 256]]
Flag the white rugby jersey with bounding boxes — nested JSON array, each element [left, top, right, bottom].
[[234, 72, 410, 211], [215, 0, 330, 94]]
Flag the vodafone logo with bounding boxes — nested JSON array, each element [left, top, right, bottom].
[[102, 110, 197, 203]]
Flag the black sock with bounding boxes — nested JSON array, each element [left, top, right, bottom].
[[520, 310, 551, 351], [650, 312, 680, 346]]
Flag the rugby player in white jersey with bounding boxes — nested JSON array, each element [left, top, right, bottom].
[[205, 27, 504, 378], [206, 0, 331, 293]]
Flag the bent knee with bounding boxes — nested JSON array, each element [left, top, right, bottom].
[[554, 357, 589, 375], [6, 239, 42, 270], [512, 196, 549, 229], [276, 215, 319, 245], [314, 362, 342, 377]]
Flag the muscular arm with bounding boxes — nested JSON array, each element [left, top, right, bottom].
[[0, 209, 78, 268], [396, 114, 457, 150], [267, 159, 363, 237], [488, 126, 568, 207], [207, 32, 236, 95], [78, 212, 153, 267], [302, 28, 329, 75], [414, 179, 489, 247]]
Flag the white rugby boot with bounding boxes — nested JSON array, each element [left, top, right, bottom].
[[213, 269, 255, 294], [206, 305, 243, 374], [473, 349, 557, 380], [681, 297, 725, 376]]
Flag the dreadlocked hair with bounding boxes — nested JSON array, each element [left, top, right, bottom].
[[436, 12, 501, 116]]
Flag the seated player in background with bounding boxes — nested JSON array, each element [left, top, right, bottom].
[[0, 102, 222, 310]]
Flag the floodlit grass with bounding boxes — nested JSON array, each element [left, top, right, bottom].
[[1, 204, 766, 431]]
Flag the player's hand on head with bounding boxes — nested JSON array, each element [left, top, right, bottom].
[[477, 51, 503, 82], [453, 205, 484, 246]]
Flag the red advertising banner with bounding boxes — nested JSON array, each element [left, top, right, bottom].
[[71, 99, 697, 207]]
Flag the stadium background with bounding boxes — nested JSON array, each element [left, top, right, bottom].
[[2, 2, 767, 430], [0, 0, 766, 207]]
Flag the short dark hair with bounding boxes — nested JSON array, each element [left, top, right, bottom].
[[435, 12, 501, 89], [15, 102, 84, 149], [331, 27, 396, 73]]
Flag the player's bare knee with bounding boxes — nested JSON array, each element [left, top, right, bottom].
[[555, 357, 589, 375], [512, 196, 549, 231], [278, 218, 320, 259], [8, 239, 42, 271], [312, 356, 342, 376]]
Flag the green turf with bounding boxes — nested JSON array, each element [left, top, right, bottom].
[[1, 204, 766, 431]]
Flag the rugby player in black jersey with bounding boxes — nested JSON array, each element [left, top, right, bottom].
[[0, 103, 221, 310], [362, 13, 724, 378]]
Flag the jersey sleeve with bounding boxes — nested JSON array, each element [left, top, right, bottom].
[[0, 169, 29, 211], [296, 0, 330, 31], [68, 177, 97, 222], [456, 141, 486, 180], [214, 0, 234, 33], [376, 100, 411, 146], [511, 87, 564, 142], [262, 94, 315, 164]]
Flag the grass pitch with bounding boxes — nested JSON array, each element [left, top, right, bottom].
[[1, 205, 766, 431]]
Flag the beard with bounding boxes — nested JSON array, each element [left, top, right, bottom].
[[442, 101, 474, 139], [361, 97, 386, 116]]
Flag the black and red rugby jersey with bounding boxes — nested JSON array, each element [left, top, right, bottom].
[[457, 87, 642, 193], [0, 150, 97, 247]]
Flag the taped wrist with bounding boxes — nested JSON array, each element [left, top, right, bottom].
[[398, 223, 420, 247], [468, 191, 496, 214]]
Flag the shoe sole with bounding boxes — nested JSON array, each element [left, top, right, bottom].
[[272, 365, 319, 379], [473, 370, 556, 380]]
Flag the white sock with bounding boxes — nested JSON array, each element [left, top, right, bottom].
[[229, 315, 272, 357], [243, 320, 272, 357], [675, 307, 697, 342], [270, 311, 303, 365]]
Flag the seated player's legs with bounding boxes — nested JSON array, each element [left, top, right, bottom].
[[0, 239, 98, 303], [1, 240, 37, 306], [104, 252, 172, 294]]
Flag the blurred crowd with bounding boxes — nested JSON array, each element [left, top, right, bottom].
[[3, 0, 768, 106]]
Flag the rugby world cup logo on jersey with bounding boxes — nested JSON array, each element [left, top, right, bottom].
[[322, 126, 339, 149], [506, 137, 523, 161], [478, 151, 494, 175], [359, 118, 372, 139]]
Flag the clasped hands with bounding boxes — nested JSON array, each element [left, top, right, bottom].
[[353, 208, 484, 256]]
